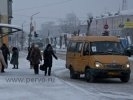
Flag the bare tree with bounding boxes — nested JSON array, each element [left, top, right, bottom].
[[41, 21, 55, 37], [64, 34, 67, 48], [86, 13, 93, 36], [59, 35, 62, 48], [59, 13, 81, 34]]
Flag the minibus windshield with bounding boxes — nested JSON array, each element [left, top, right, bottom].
[[90, 41, 124, 55]]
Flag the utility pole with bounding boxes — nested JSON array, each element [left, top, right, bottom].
[[122, 0, 127, 10], [0, 14, 3, 45], [21, 21, 25, 50], [28, 12, 40, 48]]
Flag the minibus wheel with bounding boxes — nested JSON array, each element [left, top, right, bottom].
[[70, 67, 80, 79], [85, 68, 95, 82], [120, 75, 130, 83]]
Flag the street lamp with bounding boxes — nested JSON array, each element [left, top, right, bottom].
[[21, 21, 26, 50], [28, 12, 40, 48], [0, 14, 3, 44]]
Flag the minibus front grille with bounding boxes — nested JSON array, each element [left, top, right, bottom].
[[105, 64, 123, 69]]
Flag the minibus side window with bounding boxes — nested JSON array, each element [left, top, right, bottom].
[[68, 42, 76, 52], [75, 42, 83, 53], [83, 43, 90, 55], [67, 41, 71, 51]]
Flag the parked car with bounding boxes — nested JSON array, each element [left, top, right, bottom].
[[125, 45, 133, 56], [118, 38, 133, 57]]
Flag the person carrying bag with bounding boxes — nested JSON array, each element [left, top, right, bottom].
[[43, 44, 58, 76], [40, 61, 46, 71]]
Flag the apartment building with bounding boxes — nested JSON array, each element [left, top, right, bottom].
[[90, 10, 133, 38]]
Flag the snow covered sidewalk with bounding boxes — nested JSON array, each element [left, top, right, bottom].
[[0, 52, 99, 100], [0, 52, 133, 100]]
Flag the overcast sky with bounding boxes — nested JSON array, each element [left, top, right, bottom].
[[12, 0, 133, 31]]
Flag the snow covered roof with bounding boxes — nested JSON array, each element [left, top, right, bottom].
[[94, 9, 133, 20], [0, 23, 22, 38], [0, 23, 22, 31], [120, 9, 133, 15]]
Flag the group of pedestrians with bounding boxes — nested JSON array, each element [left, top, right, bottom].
[[27, 43, 58, 76], [0, 43, 19, 73], [0, 43, 57, 76]]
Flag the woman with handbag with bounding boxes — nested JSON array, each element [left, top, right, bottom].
[[43, 44, 58, 76], [10, 47, 19, 69]]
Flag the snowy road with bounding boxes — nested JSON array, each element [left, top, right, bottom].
[[53, 67, 133, 100], [54, 53, 133, 100], [0, 52, 133, 100]]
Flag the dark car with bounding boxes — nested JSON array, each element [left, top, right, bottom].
[[125, 45, 133, 57]]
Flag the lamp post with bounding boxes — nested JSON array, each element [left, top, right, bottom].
[[28, 12, 40, 48], [21, 21, 26, 50], [0, 14, 3, 44]]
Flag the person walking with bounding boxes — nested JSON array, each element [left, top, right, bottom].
[[10, 47, 19, 69], [0, 43, 10, 72], [43, 44, 58, 76], [26, 43, 35, 69], [30, 44, 42, 74], [0, 50, 7, 73]]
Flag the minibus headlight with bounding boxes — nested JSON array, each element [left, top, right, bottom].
[[126, 63, 130, 68], [95, 62, 103, 68]]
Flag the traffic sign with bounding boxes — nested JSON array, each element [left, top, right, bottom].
[[124, 22, 133, 28], [104, 24, 109, 29]]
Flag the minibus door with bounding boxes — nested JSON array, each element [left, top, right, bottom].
[[73, 42, 84, 71], [81, 42, 91, 70]]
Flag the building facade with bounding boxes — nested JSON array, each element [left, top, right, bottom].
[[90, 10, 133, 42]]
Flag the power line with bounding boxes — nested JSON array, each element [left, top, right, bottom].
[[14, 14, 62, 20], [122, 0, 128, 10], [14, 0, 72, 12], [13, 14, 30, 18], [14, 11, 86, 19]]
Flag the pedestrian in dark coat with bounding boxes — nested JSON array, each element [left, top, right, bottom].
[[0, 50, 7, 72], [26, 43, 35, 69], [43, 44, 58, 76], [0, 43, 10, 72], [30, 44, 42, 74], [10, 47, 19, 69]]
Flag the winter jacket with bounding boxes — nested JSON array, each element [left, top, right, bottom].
[[30, 47, 42, 65], [43, 47, 57, 67], [27, 46, 34, 61], [0, 50, 7, 70], [10, 48, 19, 65], [1, 45, 10, 64]]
